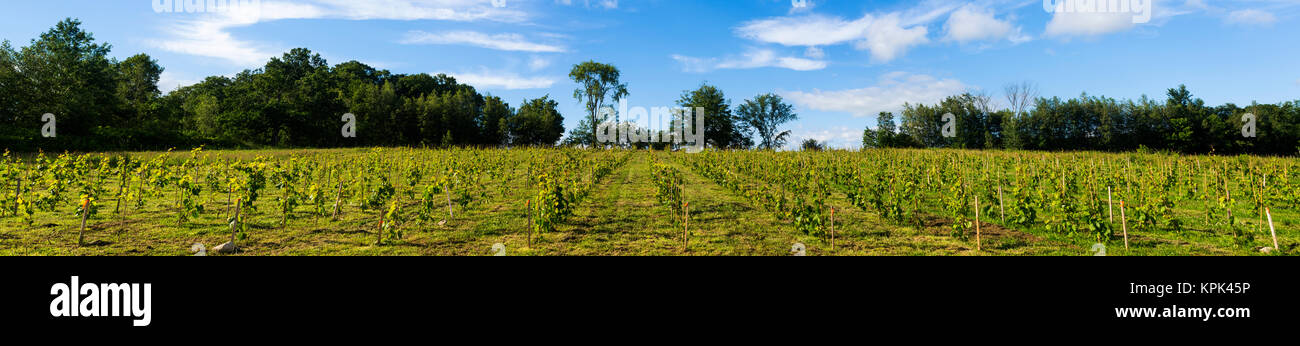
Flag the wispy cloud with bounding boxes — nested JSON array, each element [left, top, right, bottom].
[[1226, 9, 1278, 26], [733, 10, 935, 63], [782, 72, 965, 117], [672, 49, 827, 72], [943, 4, 1030, 43], [554, 0, 619, 10], [442, 69, 556, 90], [148, 0, 528, 66], [401, 31, 566, 52], [786, 126, 863, 150], [157, 71, 201, 93]]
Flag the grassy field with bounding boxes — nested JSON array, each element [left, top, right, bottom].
[[0, 148, 1294, 256]]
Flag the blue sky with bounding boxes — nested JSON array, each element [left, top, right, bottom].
[[2, 0, 1298, 149]]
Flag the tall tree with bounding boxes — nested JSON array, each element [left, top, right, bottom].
[[569, 61, 628, 146], [678, 83, 749, 149], [115, 54, 164, 123], [508, 96, 565, 147], [736, 93, 797, 150], [0, 40, 23, 141], [481, 95, 511, 146], [13, 18, 120, 149]]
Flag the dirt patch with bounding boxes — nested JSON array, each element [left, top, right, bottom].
[[920, 214, 1048, 243], [83, 240, 113, 247]]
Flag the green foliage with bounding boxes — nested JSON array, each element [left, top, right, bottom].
[[736, 93, 797, 150], [569, 61, 629, 146], [678, 83, 750, 149]]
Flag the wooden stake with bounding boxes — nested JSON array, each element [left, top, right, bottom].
[[525, 200, 533, 248], [830, 206, 836, 253], [13, 176, 20, 214], [1120, 201, 1129, 251], [232, 199, 241, 247], [1266, 207, 1278, 252], [998, 184, 1005, 223], [115, 172, 124, 214], [377, 212, 385, 245], [1107, 186, 1113, 223], [683, 202, 690, 252], [331, 180, 343, 221], [78, 198, 88, 247], [975, 196, 981, 252], [445, 182, 454, 222]]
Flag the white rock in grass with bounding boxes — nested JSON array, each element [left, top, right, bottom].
[[213, 241, 238, 254], [1260, 247, 1273, 254]]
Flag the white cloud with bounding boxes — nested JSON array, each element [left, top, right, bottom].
[[736, 14, 873, 47], [735, 12, 929, 63], [944, 5, 1030, 43], [529, 56, 552, 71], [148, 18, 278, 66], [554, 0, 618, 9], [786, 126, 862, 150], [149, 0, 528, 66], [443, 69, 556, 90], [1226, 9, 1278, 26], [856, 13, 929, 62], [1041, 0, 1219, 38], [401, 31, 566, 52], [782, 72, 966, 117], [804, 46, 825, 59], [157, 71, 200, 93], [300, 0, 527, 22], [1044, 11, 1137, 38], [672, 49, 827, 72]]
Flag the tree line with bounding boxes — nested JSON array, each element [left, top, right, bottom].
[[2, 19, 804, 153], [864, 82, 1300, 156], [0, 19, 566, 152]]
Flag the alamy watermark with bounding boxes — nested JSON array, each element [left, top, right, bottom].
[[1044, 0, 1152, 24], [594, 99, 705, 153], [152, 0, 263, 17]]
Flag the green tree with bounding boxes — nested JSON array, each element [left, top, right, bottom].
[[677, 83, 749, 149], [0, 40, 24, 145], [1163, 85, 1202, 153], [481, 95, 511, 146], [115, 54, 163, 121], [800, 138, 825, 151], [736, 93, 798, 150], [13, 18, 120, 149], [508, 96, 565, 146], [862, 127, 878, 149], [569, 61, 628, 146]]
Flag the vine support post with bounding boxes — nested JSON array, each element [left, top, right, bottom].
[[975, 196, 981, 252], [115, 172, 124, 215], [1266, 207, 1278, 252], [331, 180, 342, 221], [13, 176, 20, 213], [78, 198, 88, 247], [1120, 201, 1129, 252], [445, 183, 454, 223], [683, 202, 690, 253], [526, 200, 533, 249], [997, 184, 1005, 224], [830, 206, 836, 254], [232, 199, 241, 247], [376, 212, 385, 246], [1107, 186, 1113, 223]]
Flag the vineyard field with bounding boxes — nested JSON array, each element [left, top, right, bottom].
[[0, 147, 1295, 256]]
